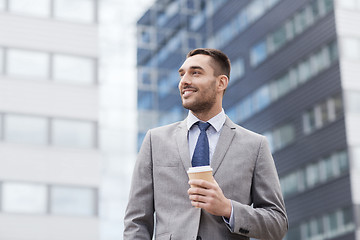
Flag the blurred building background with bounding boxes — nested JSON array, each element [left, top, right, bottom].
[[98, 0, 153, 240], [0, 0, 152, 240], [1, 0, 360, 240], [136, 0, 360, 239], [0, 0, 100, 239]]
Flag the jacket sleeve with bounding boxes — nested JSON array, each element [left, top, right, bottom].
[[231, 136, 288, 240], [123, 130, 154, 240]]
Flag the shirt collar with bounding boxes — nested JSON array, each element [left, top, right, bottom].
[[186, 109, 226, 132]]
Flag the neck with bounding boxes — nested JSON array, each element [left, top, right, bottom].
[[191, 106, 222, 122]]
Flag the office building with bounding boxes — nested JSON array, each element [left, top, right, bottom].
[[0, 1, 100, 239], [136, 0, 360, 239]]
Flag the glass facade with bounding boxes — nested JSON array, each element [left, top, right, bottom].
[[7, 49, 49, 80], [53, 0, 96, 23], [229, 41, 338, 124], [207, 0, 282, 49], [0, 47, 4, 74], [250, 0, 334, 67], [4, 114, 49, 145], [9, 0, 50, 17], [284, 207, 355, 240], [264, 123, 295, 153], [51, 119, 96, 148], [280, 150, 348, 198], [2, 0, 97, 23], [137, 0, 359, 239], [1, 47, 97, 85], [0, 181, 97, 216], [0, 113, 97, 149], [2, 182, 47, 214], [303, 94, 343, 135], [50, 186, 96, 216], [0, 0, 101, 239], [53, 54, 96, 84]]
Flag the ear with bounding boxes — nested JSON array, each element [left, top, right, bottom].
[[217, 75, 229, 93]]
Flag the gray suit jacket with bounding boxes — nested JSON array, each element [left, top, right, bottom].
[[124, 117, 288, 240]]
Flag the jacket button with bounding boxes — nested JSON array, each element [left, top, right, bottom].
[[196, 236, 202, 240]]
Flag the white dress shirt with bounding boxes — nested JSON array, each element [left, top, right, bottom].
[[186, 109, 234, 230]]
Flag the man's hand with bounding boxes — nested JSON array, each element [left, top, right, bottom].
[[187, 179, 231, 218]]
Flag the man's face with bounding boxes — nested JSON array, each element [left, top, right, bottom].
[[178, 54, 218, 113]]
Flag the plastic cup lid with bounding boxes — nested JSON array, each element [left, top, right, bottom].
[[187, 165, 213, 173]]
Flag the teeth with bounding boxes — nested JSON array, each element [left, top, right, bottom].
[[183, 90, 194, 97]]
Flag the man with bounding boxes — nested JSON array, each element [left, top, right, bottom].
[[124, 48, 288, 240]]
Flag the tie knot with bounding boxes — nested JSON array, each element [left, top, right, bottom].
[[197, 122, 211, 132]]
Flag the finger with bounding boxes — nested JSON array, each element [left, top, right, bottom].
[[188, 186, 210, 196], [191, 200, 207, 209], [189, 193, 208, 203], [188, 179, 215, 189]]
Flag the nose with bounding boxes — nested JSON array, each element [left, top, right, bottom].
[[179, 72, 191, 86]]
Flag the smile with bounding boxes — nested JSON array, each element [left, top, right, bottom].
[[182, 89, 196, 98]]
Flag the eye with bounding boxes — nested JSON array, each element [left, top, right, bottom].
[[192, 71, 200, 75]]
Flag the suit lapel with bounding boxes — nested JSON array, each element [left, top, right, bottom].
[[175, 119, 191, 171], [211, 116, 236, 175]]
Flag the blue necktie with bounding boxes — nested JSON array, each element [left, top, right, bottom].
[[192, 122, 211, 167]]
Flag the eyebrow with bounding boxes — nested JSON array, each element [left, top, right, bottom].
[[178, 66, 204, 73]]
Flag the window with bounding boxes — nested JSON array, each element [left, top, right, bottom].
[[54, 0, 96, 23], [342, 38, 360, 60], [306, 163, 320, 188], [303, 94, 343, 135], [253, 85, 270, 111], [50, 186, 96, 216], [138, 27, 155, 47], [247, 0, 266, 22], [190, 12, 205, 30], [0, 113, 3, 139], [342, 207, 354, 227], [53, 54, 96, 85], [286, 207, 355, 240], [268, 25, 287, 53], [310, 0, 321, 19], [230, 58, 245, 83], [286, 226, 301, 240], [297, 60, 311, 83], [2, 182, 47, 214], [138, 91, 154, 110], [9, 0, 50, 17], [0, 47, 3, 74], [249, 0, 334, 67], [346, 91, 360, 114], [208, 0, 277, 49], [263, 123, 295, 153], [52, 119, 96, 148], [7, 49, 49, 79], [295, 7, 309, 34], [0, 0, 5, 10], [323, 0, 334, 12], [250, 41, 267, 66], [281, 150, 348, 198], [337, 0, 359, 9], [304, 218, 324, 239], [182, 0, 200, 12], [4, 114, 48, 145], [303, 110, 316, 134]]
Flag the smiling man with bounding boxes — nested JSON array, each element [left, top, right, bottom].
[[124, 48, 288, 240]]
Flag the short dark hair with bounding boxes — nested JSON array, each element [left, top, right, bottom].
[[186, 48, 231, 81]]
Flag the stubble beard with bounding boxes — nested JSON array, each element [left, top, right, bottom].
[[181, 88, 217, 114]]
